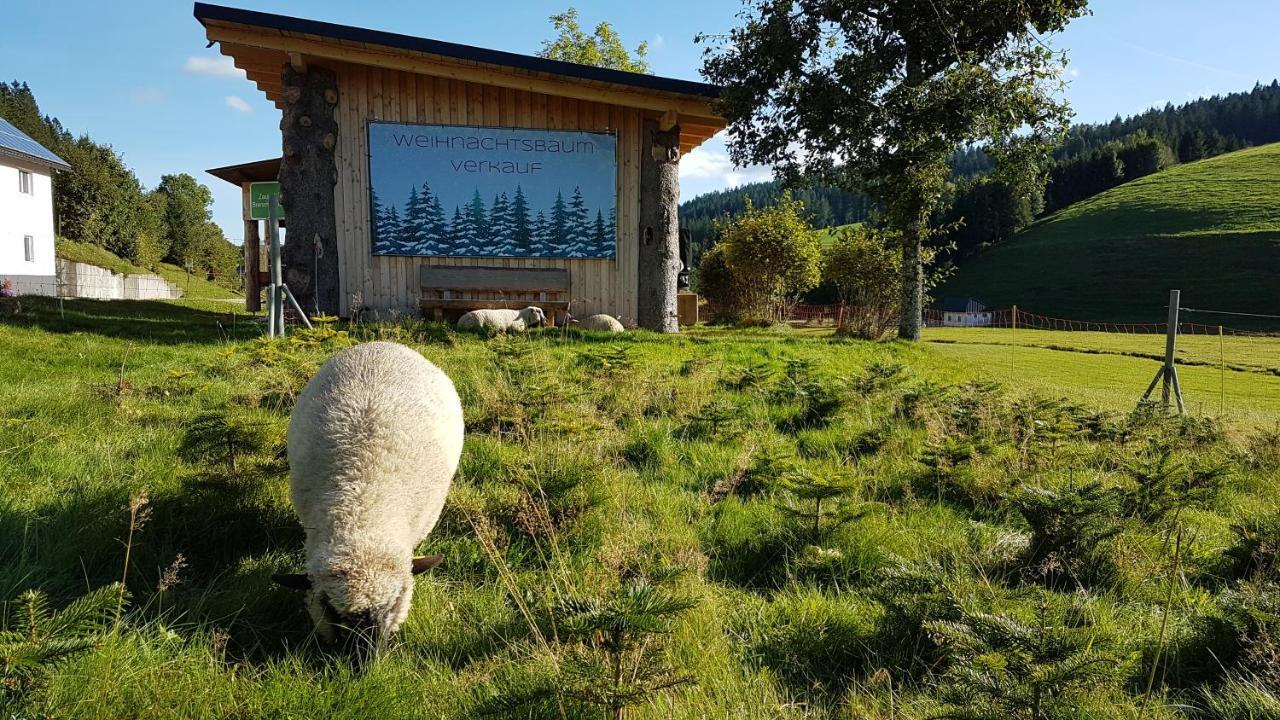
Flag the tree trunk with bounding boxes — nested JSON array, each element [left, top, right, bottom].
[[279, 63, 340, 316], [638, 119, 681, 333], [898, 214, 924, 340], [243, 218, 261, 313], [897, 44, 926, 341]]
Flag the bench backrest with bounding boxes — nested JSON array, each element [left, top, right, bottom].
[[420, 265, 571, 292]]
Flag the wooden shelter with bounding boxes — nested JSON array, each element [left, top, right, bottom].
[[194, 3, 725, 328], [206, 157, 279, 312]]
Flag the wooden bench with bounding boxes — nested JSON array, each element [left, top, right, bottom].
[[418, 265, 572, 325]]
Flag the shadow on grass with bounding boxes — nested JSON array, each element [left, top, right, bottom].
[[0, 464, 315, 662], [0, 297, 262, 345]]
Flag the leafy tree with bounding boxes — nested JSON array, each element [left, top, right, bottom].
[[538, 7, 650, 73], [155, 173, 214, 267], [713, 195, 822, 323], [822, 226, 902, 339], [699, 1, 1090, 339]]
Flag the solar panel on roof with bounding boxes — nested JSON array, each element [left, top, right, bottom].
[[0, 117, 70, 170]]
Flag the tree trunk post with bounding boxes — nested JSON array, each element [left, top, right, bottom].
[[243, 218, 261, 313], [278, 63, 340, 316], [638, 118, 681, 333], [898, 216, 924, 340]]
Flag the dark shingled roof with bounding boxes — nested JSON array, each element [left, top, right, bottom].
[[0, 117, 70, 171], [193, 3, 720, 100]]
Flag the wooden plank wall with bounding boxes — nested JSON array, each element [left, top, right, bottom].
[[330, 64, 643, 321]]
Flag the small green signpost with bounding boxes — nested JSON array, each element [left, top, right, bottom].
[[249, 181, 283, 221]]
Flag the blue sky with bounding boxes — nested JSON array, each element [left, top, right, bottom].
[[2, 1, 1278, 242]]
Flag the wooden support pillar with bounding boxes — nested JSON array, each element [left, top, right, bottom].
[[278, 62, 340, 315], [637, 118, 681, 333], [244, 218, 261, 312]]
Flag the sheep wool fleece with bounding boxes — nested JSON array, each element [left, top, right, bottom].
[[286, 341, 464, 637]]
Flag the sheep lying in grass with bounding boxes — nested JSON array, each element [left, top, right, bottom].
[[272, 341, 464, 645], [456, 306, 547, 333], [573, 313, 625, 333]]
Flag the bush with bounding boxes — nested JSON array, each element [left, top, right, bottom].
[[698, 194, 822, 324], [822, 225, 901, 339]]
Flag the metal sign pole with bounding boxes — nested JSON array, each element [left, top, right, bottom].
[[268, 195, 284, 338]]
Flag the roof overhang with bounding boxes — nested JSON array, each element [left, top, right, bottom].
[[193, 3, 726, 154], [206, 157, 280, 186]]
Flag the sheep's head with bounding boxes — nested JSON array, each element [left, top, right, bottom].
[[272, 547, 442, 647], [520, 306, 547, 328]]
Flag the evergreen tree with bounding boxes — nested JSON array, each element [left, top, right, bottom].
[[371, 189, 392, 253], [605, 206, 617, 255], [452, 205, 480, 255], [403, 185, 428, 252], [592, 209, 608, 257], [565, 186, 591, 257], [448, 206, 466, 255], [384, 205, 405, 253], [463, 190, 490, 254], [424, 189, 448, 252], [489, 192, 513, 255], [531, 210, 550, 257], [510, 185, 532, 255], [549, 190, 569, 254]]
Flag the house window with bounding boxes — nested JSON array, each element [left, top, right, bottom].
[[18, 170, 33, 195], [24, 235, 35, 262]]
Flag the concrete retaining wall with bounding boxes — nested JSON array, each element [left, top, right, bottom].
[[55, 259, 182, 300]]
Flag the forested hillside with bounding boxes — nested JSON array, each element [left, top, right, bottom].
[[683, 80, 1280, 263], [0, 81, 239, 282]]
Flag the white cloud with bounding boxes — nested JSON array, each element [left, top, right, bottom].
[[651, 34, 666, 51], [679, 146, 772, 190], [184, 55, 246, 79], [1068, 67, 1080, 78], [225, 95, 252, 113], [129, 87, 164, 105]]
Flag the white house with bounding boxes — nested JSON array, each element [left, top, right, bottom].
[[0, 117, 69, 296]]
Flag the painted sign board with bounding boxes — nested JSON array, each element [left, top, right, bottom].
[[367, 121, 617, 258], [249, 181, 283, 221]]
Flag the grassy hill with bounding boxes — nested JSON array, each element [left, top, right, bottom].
[[815, 222, 862, 246], [939, 143, 1280, 327]]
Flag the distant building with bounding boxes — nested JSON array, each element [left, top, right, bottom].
[[939, 296, 992, 327], [0, 117, 69, 296]]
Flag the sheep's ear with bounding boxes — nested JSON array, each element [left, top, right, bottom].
[[271, 573, 312, 591], [411, 555, 444, 574]]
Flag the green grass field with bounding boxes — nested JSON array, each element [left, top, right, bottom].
[[814, 222, 862, 246], [3, 300, 1280, 718], [939, 143, 1280, 326]]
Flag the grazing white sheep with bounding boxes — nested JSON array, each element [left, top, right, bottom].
[[273, 341, 464, 644], [574, 313, 625, 333], [456, 306, 547, 333]]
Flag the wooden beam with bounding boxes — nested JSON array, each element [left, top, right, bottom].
[[659, 109, 679, 132], [206, 23, 720, 118], [289, 52, 307, 73]]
